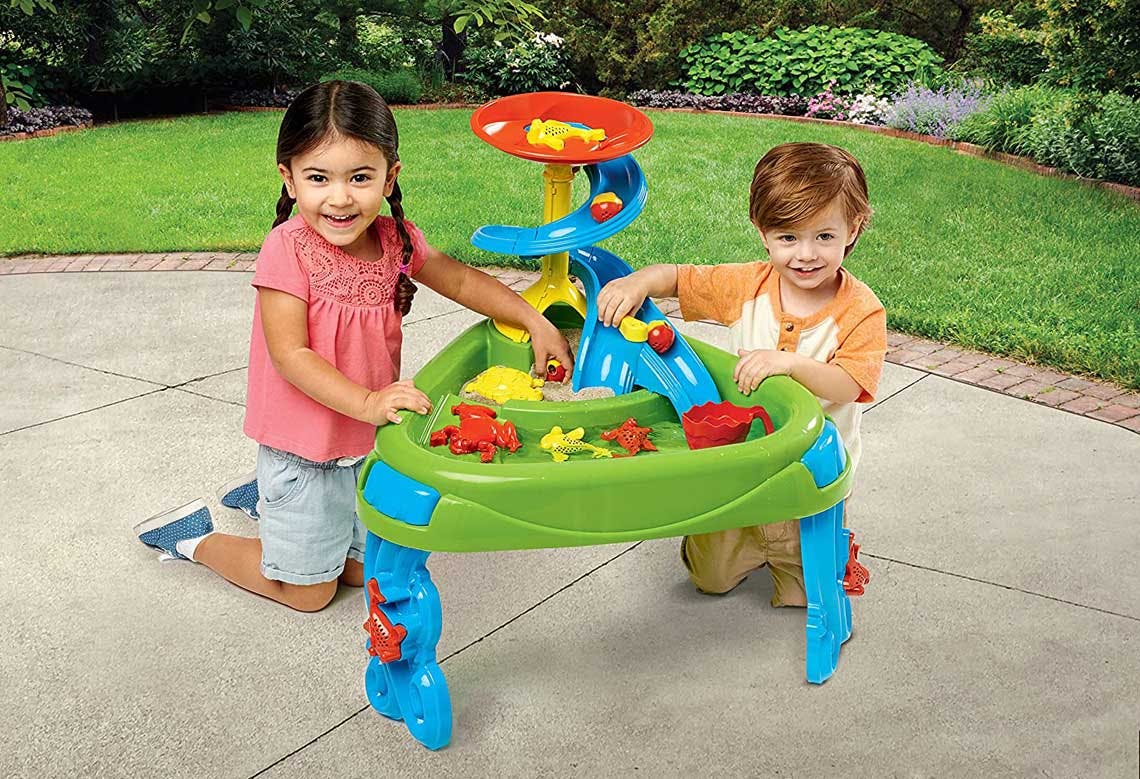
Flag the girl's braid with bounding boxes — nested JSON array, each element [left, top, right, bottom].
[[273, 184, 295, 229], [386, 179, 418, 316]]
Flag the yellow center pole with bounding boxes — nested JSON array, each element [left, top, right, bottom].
[[494, 163, 587, 342]]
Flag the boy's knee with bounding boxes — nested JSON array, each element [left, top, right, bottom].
[[682, 536, 750, 595], [690, 567, 749, 595], [280, 580, 338, 612]]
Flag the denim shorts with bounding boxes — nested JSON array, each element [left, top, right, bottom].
[[256, 444, 368, 585]]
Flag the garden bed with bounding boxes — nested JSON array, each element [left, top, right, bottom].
[[0, 106, 93, 141]]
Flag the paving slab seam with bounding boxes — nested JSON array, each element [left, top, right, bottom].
[[862, 373, 929, 412], [866, 553, 1140, 623], [3, 257, 1138, 433], [162, 368, 249, 391], [1, 343, 169, 388], [438, 541, 644, 665], [175, 386, 247, 408], [2, 364, 246, 435], [1, 345, 249, 405], [249, 706, 369, 779], [1, 388, 166, 437], [249, 541, 644, 775], [403, 307, 481, 326]]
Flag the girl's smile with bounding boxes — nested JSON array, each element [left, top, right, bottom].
[[279, 134, 400, 258], [322, 213, 361, 229]]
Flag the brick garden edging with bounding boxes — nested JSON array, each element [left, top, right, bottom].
[[2, 252, 1137, 434]]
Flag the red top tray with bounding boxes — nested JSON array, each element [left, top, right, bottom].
[[470, 92, 653, 164]]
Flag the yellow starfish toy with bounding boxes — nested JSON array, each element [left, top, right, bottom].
[[464, 366, 544, 404], [526, 119, 606, 151], [539, 426, 614, 462]]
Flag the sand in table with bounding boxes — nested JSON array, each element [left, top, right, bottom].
[[460, 328, 616, 405]]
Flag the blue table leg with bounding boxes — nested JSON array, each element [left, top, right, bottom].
[[799, 420, 855, 684], [362, 531, 452, 749]]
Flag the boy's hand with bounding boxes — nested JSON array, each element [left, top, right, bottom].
[[734, 349, 794, 395], [597, 275, 648, 328], [529, 318, 574, 380], [363, 380, 433, 426]]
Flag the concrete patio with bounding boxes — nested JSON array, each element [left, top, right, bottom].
[[1, 269, 1137, 778]]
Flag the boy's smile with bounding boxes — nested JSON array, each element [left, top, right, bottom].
[[279, 134, 401, 259], [759, 199, 860, 303]]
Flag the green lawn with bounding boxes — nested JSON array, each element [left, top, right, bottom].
[[2, 109, 1138, 389]]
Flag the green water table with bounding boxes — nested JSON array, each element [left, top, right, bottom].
[[355, 93, 862, 751]]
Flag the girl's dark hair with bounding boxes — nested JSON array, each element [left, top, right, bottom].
[[273, 80, 417, 315]]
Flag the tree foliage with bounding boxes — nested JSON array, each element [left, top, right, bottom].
[[1037, 0, 1139, 95]]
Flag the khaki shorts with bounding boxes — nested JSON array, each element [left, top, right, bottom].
[[681, 520, 806, 607]]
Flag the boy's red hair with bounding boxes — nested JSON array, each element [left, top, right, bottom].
[[749, 143, 872, 255]]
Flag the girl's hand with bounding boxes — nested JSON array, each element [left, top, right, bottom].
[[529, 318, 575, 380], [597, 275, 648, 328], [734, 349, 794, 395], [363, 380, 433, 426]]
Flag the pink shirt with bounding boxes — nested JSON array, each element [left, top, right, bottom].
[[243, 214, 429, 462]]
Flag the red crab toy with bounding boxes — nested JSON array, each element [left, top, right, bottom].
[[600, 417, 657, 456], [363, 579, 407, 663], [430, 403, 522, 463], [842, 534, 870, 596]]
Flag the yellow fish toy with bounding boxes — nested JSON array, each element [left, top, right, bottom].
[[526, 119, 606, 152], [539, 426, 614, 462]]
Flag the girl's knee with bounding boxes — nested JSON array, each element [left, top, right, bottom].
[[280, 580, 338, 612], [340, 558, 364, 588]]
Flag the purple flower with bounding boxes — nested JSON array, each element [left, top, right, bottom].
[[886, 83, 990, 138]]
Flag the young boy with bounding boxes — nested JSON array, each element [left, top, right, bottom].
[[596, 142, 887, 606]]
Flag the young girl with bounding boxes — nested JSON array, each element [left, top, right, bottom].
[[135, 81, 573, 612], [597, 142, 886, 606]]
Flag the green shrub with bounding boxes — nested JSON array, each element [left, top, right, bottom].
[[956, 86, 1140, 186], [953, 84, 1066, 153], [220, 2, 335, 90], [1025, 92, 1140, 186], [459, 32, 573, 97], [544, 0, 808, 96], [356, 15, 438, 75], [1038, 0, 1140, 96], [679, 25, 944, 97], [320, 68, 423, 105], [956, 10, 1047, 86], [1, 63, 48, 110], [419, 79, 488, 105]]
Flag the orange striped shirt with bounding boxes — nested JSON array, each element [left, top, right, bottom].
[[677, 261, 886, 473]]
